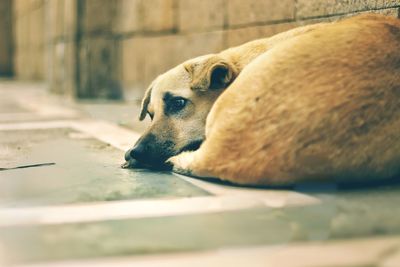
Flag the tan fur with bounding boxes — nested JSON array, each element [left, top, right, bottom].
[[125, 22, 326, 167], [169, 14, 400, 185]]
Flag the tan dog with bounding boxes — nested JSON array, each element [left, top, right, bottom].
[[124, 22, 326, 168], [168, 14, 400, 185], [125, 14, 400, 186]]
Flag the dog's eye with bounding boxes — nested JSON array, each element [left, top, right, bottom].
[[170, 97, 187, 112], [163, 93, 189, 115]]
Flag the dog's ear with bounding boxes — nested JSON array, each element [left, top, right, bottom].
[[139, 82, 153, 121], [184, 56, 238, 91]]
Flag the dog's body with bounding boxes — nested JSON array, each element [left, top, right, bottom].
[[124, 22, 326, 168], [126, 14, 400, 186]]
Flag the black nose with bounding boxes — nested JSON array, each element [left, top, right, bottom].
[[124, 148, 133, 161], [127, 143, 147, 161]]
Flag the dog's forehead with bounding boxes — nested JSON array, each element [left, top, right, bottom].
[[152, 65, 192, 98]]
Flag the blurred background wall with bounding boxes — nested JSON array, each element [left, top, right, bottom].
[[2, 0, 400, 101], [0, 0, 13, 77]]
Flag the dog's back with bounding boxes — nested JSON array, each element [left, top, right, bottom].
[[219, 22, 328, 70], [171, 14, 400, 186]]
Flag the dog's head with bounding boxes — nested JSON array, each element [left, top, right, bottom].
[[124, 55, 238, 169]]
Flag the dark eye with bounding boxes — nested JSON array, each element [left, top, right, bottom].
[[170, 97, 187, 112], [163, 93, 189, 115]]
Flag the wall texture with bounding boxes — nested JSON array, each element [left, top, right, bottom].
[[13, 0, 45, 80], [0, 0, 13, 76], [10, 0, 400, 100]]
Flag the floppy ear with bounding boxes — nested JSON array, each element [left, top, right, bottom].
[[184, 56, 238, 91], [139, 83, 153, 121]]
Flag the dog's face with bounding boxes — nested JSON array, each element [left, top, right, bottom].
[[124, 55, 237, 169]]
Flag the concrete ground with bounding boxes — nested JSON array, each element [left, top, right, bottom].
[[0, 80, 400, 267]]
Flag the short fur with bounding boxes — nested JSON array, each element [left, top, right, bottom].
[[168, 14, 400, 185], [124, 22, 326, 168]]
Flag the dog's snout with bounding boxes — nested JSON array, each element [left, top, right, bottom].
[[124, 148, 134, 161], [128, 143, 147, 161], [124, 133, 174, 168]]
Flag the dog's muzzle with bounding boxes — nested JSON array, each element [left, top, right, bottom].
[[122, 140, 172, 170], [121, 147, 149, 169], [122, 136, 203, 170], [121, 148, 139, 168], [124, 148, 134, 161]]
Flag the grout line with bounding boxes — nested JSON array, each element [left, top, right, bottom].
[[0, 196, 262, 227], [69, 120, 140, 151], [0, 192, 318, 228], [11, 236, 400, 267], [0, 120, 139, 151], [295, 6, 400, 21], [0, 120, 76, 131], [174, 173, 316, 201]]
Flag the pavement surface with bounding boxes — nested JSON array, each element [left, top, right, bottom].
[[0, 80, 400, 267]]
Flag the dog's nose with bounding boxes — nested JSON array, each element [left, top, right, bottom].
[[124, 148, 133, 161], [128, 143, 147, 161]]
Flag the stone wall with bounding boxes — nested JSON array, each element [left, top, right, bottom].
[[0, 0, 13, 76], [10, 0, 400, 99], [120, 0, 400, 100], [12, 0, 45, 80], [46, 0, 77, 95]]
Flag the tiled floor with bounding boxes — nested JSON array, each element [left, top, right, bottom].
[[0, 81, 399, 267]]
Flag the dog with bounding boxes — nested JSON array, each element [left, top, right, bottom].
[[123, 22, 326, 169], [125, 14, 400, 186]]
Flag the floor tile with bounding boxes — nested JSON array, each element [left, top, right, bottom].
[[0, 129, 209, 208]]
